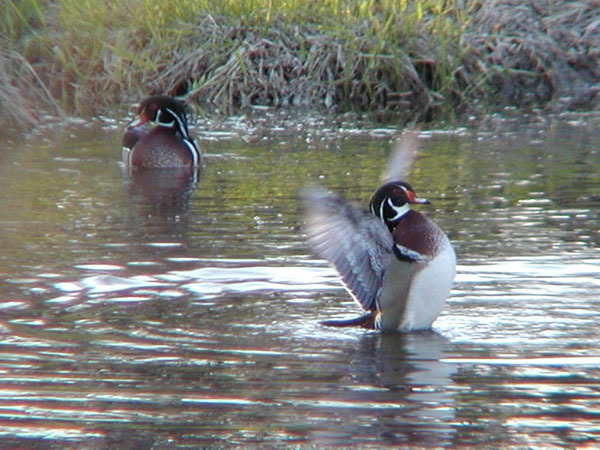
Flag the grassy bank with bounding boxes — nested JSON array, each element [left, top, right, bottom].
[[2, 0, 599, 130]]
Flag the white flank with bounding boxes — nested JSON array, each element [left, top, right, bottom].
[[397, 241, 456, 331]]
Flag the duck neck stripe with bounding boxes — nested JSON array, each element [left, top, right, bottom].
[[378, 198, 386, 222], [163, 107, 201, 167], [164, 107, 190, 139], [184, 138, 201, 168]]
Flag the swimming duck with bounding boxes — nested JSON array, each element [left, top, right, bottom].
[[123, 95, 201, 169]]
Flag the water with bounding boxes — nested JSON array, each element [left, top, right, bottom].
[[0, 112, 599, 447]]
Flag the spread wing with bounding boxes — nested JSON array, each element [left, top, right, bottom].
[[301, 186, 394, 311], [381, 130, 420, 183]]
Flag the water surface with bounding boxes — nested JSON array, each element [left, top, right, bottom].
[[0, 113, 599, 447]]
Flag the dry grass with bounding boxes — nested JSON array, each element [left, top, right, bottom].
[[159, 17, 440, 121], [0, 0, 471, 129], [461, 0, 600, 110], [0, 51, 64, 130], [2, 0, 599, 132]]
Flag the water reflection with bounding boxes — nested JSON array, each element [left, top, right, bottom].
[[0, 113, 598, 447], [352, 332, 458, 444], [124, 167, 202, 221]]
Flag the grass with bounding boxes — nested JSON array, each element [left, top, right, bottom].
[[2, 0, 599, 131]]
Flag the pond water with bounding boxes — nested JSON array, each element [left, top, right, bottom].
[[0, 112, 599, 447]]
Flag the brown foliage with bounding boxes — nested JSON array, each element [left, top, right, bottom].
[[462, 0, 600, 109]]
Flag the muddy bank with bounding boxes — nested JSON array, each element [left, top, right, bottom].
[[462, 0, 600, 112], [2, 0, 599, 130]]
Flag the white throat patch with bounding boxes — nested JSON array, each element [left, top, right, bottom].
[[156, 109, 175, 128], [385, 197, 410, 221]]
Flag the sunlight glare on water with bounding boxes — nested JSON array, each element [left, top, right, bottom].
[[0, 112, 599, 447]]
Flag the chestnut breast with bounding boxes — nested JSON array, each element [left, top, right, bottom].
[[130, 128, 193, 169], [392, 210, 443, 258]]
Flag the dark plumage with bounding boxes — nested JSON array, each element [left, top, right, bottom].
[[123, 96, 201, 169]]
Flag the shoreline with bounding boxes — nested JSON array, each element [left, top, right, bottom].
[[2, 0, 598, 132]]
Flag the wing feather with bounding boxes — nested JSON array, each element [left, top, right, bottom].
[[381, 130, 420, 184], [302, 187, 394, 311]]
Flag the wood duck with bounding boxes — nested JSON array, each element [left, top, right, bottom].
[[122, 96, 201, 169], [303, 181, 456, 332]]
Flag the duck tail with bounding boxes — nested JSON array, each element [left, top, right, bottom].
[[320, 312, 375, 329]]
